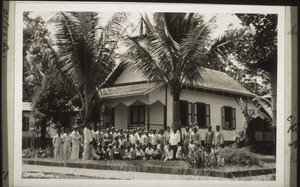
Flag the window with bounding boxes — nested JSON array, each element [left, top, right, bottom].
[[222, 106, 236, 130], [194, 102, 210, 128], [130, 105, 145, 124], [23, 116, 30, 131]]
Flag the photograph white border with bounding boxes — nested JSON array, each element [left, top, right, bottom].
[[12, 1, 286, 187]]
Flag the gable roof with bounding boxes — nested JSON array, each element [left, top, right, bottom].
[[100, 63, 255, 98]]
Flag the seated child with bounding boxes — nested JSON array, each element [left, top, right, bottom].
[[106, 144, 114, 160], [164, 146, 173, 161], [113, 142, 122, 160], [152, 145, 161, 160], [135, 146, 145, 160], [96, 143, 106, 160], [123, 146, 132, 159], [176, 142, 183, 159], [145, 143, 154, 160]]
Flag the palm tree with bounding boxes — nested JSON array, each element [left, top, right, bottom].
[[121, 13, 245, 127], [50, 12, 128, 125]]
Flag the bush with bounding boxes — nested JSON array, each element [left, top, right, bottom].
[[217, 146, 262, 167], [184, 146, 262, 169], [184, 146, 221, 169], [22, 147, 54, 158]]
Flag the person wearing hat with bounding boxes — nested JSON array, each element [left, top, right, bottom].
[[70, 125, 81, 160], [205, 125, 214, 153]]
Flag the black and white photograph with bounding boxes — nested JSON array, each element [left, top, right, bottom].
[[9, 1, 290, 187]]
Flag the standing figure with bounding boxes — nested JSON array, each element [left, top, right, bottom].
[[169, 126, 181, 160], [82, 124, 93, 161], [163, 126, 171, 145], [62, 128, 72, 160], [70, 125, 81, 160], [214, 125, 224, 149], [205, 126, 214, 153], [52, 129, 63, 160], [183, 126, 190, 156]]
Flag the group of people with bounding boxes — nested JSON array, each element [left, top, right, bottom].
[[52, 122, 225, 161]]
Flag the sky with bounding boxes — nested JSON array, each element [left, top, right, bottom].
[[28, 11, 243, 40]]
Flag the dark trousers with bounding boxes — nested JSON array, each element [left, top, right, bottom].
[[206, 143, 212, 153], [170, 145, 178, 160]]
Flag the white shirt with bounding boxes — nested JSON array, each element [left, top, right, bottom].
[[83, 127, 93, 143], [169, 131, 180, 146]]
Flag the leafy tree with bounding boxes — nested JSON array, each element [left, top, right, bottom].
[[234, 14, 277, 127], [49, 12, 128, 125], [23, 12, 53, 101], [24, 12, 75, 148], [121, 13, 245, 127]]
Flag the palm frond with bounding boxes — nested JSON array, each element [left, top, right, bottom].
[[207, 27, 246, 65]]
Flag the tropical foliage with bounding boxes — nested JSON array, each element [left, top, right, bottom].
[[121, 13, 245, 127], [234, 14, 277, 127], [49, 12, 128, 125]]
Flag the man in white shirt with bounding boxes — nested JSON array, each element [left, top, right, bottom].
[[169, 125, 181, 160], [82, 124, 93, 161]]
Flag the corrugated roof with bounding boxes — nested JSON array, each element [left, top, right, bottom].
[[100, 83, 160, 99]]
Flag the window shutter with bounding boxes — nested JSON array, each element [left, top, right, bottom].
[[232, 108, 236, 129], [188, 102, 192, 123], [206, 104, 210, 126], [179, 100, 188, 127], [196, 102, 206, 128], [222, 106, 225, 129]]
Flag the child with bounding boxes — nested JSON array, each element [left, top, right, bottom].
[[123, 146, 132, 159], [152, 145, 161, 160], [145, 143, 154, 160], [135, 146, 145, 160], [164, 145, 173, 161], [176, 142, 183, 160], [113, 142, 122, 160], [107, 144, 114, 160], [188, 140, 196, 157], [96, 143, 105, 160]]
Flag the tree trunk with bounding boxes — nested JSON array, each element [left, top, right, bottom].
[[172, 88, 181, 129]]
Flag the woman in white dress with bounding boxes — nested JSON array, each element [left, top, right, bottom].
[[70, 125, 81, 160]]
